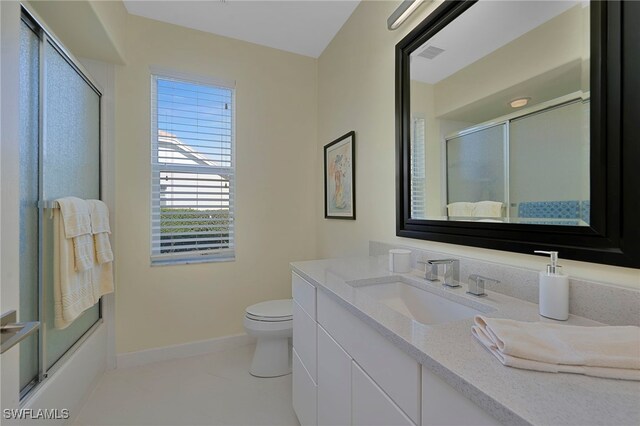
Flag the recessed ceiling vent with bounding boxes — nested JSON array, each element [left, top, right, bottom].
[[418, 45, 445, 60]]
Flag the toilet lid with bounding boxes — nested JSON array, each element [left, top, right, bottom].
[[246, 299, 292, 320]]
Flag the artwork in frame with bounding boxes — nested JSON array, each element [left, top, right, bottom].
[[324, 131, 355, 219]]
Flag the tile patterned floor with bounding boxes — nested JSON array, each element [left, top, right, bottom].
[[72, 344, 299, 426]]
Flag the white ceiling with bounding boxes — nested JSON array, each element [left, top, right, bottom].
[[123, 0, 361, 58], [410, 0, 582, 84]]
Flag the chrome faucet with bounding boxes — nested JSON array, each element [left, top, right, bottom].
[[467, 274, 500, 297], [427, 259, 460, 288], [417, 260, 439, 281]]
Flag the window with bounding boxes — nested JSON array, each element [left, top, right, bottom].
[[151, 73, 235, 265]]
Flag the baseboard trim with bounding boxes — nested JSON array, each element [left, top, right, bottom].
[[116, 333, 255, 369]]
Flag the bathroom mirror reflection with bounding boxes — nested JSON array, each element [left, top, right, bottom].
[[409, 0, 590, 225]]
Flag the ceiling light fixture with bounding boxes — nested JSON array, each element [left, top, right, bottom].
[[510, 97, 531, 108], [388, 0, 431, 31]]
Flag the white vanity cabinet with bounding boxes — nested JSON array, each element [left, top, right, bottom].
[[292, 271, 499, 426], [292, 272, 318, 426]]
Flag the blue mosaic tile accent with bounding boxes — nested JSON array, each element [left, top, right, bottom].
[[518, 200, 581, 219], [580, 200, 590, 224], [518, 219, 582, 225]]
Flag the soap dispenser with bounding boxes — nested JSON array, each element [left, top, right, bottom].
[[534, 250, 569, 320]]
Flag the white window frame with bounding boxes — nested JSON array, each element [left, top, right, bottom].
[[150, 69, 236, 265]]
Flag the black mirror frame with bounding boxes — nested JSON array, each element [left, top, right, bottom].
[[396, 0, 639, 268]]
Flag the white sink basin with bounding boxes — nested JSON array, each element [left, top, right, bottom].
[[355, 281, 482, 325]]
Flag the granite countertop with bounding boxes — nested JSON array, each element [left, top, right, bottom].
[[291, 255, 640, 426]]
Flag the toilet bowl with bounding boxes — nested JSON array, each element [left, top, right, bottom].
[[244, 299, 293, 377]]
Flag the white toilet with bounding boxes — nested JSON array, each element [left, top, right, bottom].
[[243, 299, 293, 377]]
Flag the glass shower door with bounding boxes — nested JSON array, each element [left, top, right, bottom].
[[41, 39, 101, 370], [446, 123, 508, 206]]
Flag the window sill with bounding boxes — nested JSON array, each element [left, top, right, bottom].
[[150, 255, 235, 267]]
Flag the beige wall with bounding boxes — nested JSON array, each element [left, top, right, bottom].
[[434, 4, 588, 118], [27, 0, 126, 64], [114, 15, 318, 353], [317, 0, 640, 289], [410, 79, 452, 217]]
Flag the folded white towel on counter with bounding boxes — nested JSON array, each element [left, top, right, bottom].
[[87, 200, 113, 264], [447, 202, 475, 217], [484, 351, 640, 381], [53, 209, 96, 329], [472, 315, 640, 380], [473, 201, 503, 218]]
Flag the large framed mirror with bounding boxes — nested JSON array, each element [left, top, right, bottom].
[[396, 0, 639, 267]]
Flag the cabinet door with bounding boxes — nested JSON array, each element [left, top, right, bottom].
[[318, 290, 421, 423], [293, 300, 317, 382], [352, 362, 415, 426], [317, 325, 352, 426], [422, 367, 499, 426], [293, 348, 317, 426]]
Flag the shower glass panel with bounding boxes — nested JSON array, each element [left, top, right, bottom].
[[18, 19, 40, 392], [446, 124, 507, 206], [42, 40, 101, 369], [509, 100, 590, 222]]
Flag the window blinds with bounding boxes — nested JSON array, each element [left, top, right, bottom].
[[410, 117, 426, 218], [151, 75, 235, 264]]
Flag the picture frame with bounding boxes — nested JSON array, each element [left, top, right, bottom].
[[324, 131, 356, 219]]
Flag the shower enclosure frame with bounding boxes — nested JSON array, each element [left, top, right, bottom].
[[441, 92, 590, 221], [19, 4, 104, 402]]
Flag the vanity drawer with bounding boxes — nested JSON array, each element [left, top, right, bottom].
[[293, 348, 317, 426], [317, 290, 421, 424], [293, 299, 317, 382], [292, 272, 316, 319]]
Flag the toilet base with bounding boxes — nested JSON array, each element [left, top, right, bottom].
[[250, 335, 292, 377]]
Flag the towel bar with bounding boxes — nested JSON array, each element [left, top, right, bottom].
[[37, 200, 60, 209]]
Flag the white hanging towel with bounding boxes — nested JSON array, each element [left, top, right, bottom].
[[87, 200, 113, 264], [473, 201, 503, 218], [87, 200, 114, 298], [57, 197, 91, 236], [53, 208, 96, 329], [56, 197, 94, 271], [92, 262, 114, 299]]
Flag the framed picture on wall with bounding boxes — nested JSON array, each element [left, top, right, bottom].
[[324, 131, 355, 219]]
